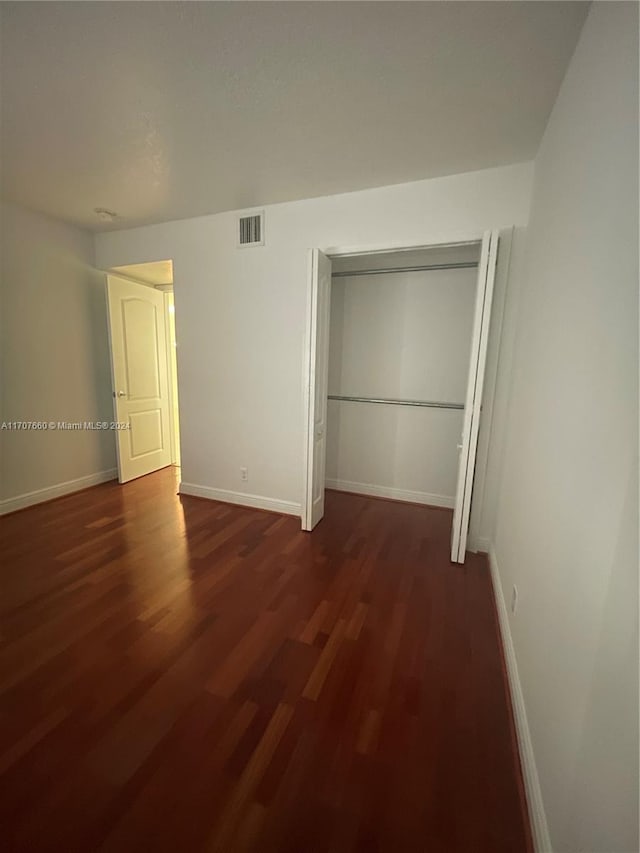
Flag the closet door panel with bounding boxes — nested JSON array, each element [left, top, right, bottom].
[[451, 230, 500, 563], [302, 249, 332, 531]]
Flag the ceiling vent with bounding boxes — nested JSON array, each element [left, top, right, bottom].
[[237, 211, 265, 248]]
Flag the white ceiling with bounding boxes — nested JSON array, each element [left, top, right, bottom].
[[0, 1, 588, 232]]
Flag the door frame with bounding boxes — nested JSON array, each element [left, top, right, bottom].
[[106, 273, 181, 471], [300, 227, 503, 549], [160, 288, 181, 467], [105, 273, 173, 483]]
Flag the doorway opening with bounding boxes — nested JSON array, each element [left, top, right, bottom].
[[105, 259, 181, 484], [302, 231, 500, 564]]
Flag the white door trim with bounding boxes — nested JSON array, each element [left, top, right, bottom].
[[162, 289, 181, 466], [323, 229, 485, 259]]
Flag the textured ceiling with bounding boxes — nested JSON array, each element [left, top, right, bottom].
[[0, 1, 588, 232]]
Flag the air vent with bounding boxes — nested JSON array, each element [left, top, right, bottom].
[[237, 212, 264, 248]]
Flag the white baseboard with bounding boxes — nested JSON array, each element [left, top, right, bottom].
[[0, 468, 118, 515], [488, 543, 552, 853], [325, 478, 454, 509], [179, 482, 301, 517]]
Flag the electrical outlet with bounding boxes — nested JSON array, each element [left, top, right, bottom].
[[510, 585, 518, 615], [240, 467, 248, 482]]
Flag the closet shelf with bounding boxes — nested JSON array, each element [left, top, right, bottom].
[[328, 395, 464, 410]]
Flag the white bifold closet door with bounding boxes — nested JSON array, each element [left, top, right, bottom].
[[450, 230, 499, 563], [303, 232, 499, 565], [302, 249, 332, 531]]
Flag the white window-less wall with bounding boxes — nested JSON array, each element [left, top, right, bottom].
[[94, 163, 533, 535]]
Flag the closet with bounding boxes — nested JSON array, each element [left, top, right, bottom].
[[326, 244, 479, 511], [302, 231, 499, 564]]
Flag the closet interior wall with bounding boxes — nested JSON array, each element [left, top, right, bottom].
[[326, 244, 481, 508]]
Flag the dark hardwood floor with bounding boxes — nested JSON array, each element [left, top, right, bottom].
[[0, 467, 531, 852]]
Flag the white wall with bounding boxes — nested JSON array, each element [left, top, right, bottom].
[[95, 162, 533, 525], [0, 202, 116, 510], [489, 3, 639, 851], [326, 251, 477, 506]]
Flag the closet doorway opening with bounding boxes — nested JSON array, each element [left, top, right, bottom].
[[105, 259, 181, 484], [301, 231, 500, 564]]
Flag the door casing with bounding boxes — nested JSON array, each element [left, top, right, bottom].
[[301, 228, 504, 562]]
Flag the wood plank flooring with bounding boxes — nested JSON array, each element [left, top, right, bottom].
[[0, 468, 532, 852]]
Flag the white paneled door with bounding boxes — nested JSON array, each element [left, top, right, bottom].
[[450, 230, 499, 563], [106, 274, 172, 483], [302, 249, 332, 530]]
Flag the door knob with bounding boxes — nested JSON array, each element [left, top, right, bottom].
[[117, 391, 126, 397]]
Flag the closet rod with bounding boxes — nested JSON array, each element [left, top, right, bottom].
[[331, 261, 478, 278], [328, 395, 464, 411]]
